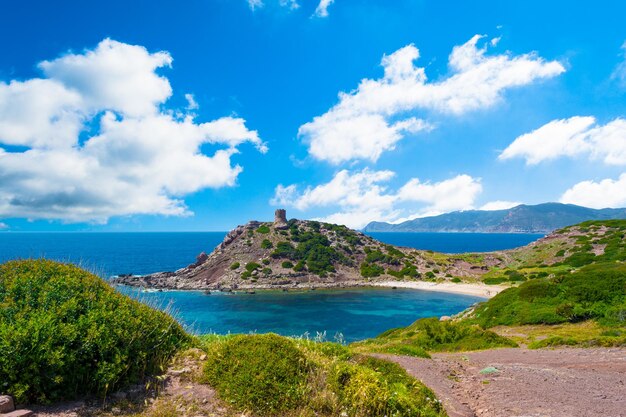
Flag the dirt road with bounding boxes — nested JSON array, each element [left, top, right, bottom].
[[378, 347, 626, 417]]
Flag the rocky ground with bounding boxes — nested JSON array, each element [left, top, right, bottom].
[[379, 347, 626, 417]]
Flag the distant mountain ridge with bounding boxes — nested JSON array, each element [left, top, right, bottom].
[[363, 203, 626, 233]]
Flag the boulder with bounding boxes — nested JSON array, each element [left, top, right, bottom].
[[0, 395, 15, 413]]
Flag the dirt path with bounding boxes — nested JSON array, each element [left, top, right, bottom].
[[377, 347, 626, 417]]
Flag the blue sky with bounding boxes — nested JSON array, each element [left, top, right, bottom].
[[0, 0, 625, 231]]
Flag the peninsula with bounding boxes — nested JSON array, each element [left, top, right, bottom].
[[112, 209, 616, 296]]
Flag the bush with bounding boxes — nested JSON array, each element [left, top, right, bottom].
[[256, 225, 270, 234], [230, 262, 240, 270], [352, 318, 516, 355], [282, 260, 294, 268], [204, 334, 310, 414], [261, 239, 273, 249], [0, 260, 189, 404], [329, 356, 445, 417], [360, 262, 384, 278], [245, 262, 261, 272], [470, 263, 626, 328]]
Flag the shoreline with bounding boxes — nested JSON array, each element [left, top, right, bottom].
[[372, 280, 507, 298], [114, 279, 508, 298]]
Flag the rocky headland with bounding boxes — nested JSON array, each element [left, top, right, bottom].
[[112, 210, 614, 293]]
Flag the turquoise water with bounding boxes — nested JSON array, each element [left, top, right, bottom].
[[0, 231, 534, 341], [117, 286, 484, 342]]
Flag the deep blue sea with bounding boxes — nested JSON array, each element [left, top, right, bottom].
[[0, 231, 542, 341]]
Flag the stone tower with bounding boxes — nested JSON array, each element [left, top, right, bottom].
[[274, 209, 288, 229]]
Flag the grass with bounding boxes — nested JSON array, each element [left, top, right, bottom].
[[492, 321, 626, 348], [351, 317, 517, 357]]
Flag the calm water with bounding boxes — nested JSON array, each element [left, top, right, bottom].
[[0, 231, 538, 341], [366, 232, 543, 253], [118, 286, 484, 342]]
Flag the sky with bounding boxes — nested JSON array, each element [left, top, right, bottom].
[[0, 0, 625, 231]]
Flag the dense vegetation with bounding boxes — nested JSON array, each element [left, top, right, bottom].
[[352, 318, 516, 357], [270, 221, 350, 276], [470, 263, 626, 329], [0, 259, 190, 404], [204, 334, 310, 414], [203, 334, 446, 417]]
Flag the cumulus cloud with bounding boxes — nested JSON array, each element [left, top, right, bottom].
[[299, 35, 565, 164], [314, 0, 334, 17], [271, 169, 482, 228], [560, 173, 626, 209], [0, 39, 265, 223], [479, 200, 522, 211], [499, 116, 626, 165]]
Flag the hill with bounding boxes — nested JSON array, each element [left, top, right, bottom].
[[363, 202, 626, 233], [112, 211, 625, 292]]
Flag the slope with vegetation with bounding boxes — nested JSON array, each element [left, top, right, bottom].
[[354, 220, 626, 354], [1, 259, 447, 417], [0, 259, 190, 404]]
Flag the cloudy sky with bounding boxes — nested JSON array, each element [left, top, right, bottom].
[[0, 0, 625, 231]]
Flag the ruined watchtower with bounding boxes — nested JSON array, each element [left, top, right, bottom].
[[274, 209, 288, 229]]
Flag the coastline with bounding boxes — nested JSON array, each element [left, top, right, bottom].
[[115, 278, 508, 298], [372, 280, 507, 298]]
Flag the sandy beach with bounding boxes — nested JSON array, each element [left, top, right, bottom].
[[373, 280, 508, 298]]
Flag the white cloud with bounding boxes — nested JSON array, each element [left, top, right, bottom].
[[279, 0, 300, 10], [247, 0, 264, 10], [185, 93, 199, 110], [560, 173, 626, 209], [314, 0, 334, 17], [271, 169, 482, 228], [611, 41, 626, 88], [0, 39, 266, 223], [480, 200, 521, 211], [299, 35, 565, 164], [499, 116, 626, 165]]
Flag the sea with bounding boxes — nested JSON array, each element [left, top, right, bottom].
[[0, 231, 542, 342]]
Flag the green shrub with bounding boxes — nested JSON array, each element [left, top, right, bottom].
[[261, 239, 273, 249], [353, 318, 516, 355], [256, 225, 271, 234], [329, 356, 445, 417], [293, 260, 306, 272], [230, 262, 240, 270], [360, 262, 384, 278], [451, 277, 462, 283], [0, 260, 189, 404], [470, 263, 626, 328], [282, 260, 294, 268], [204, 334, 310, 414], [245, 262, 261, 272]]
